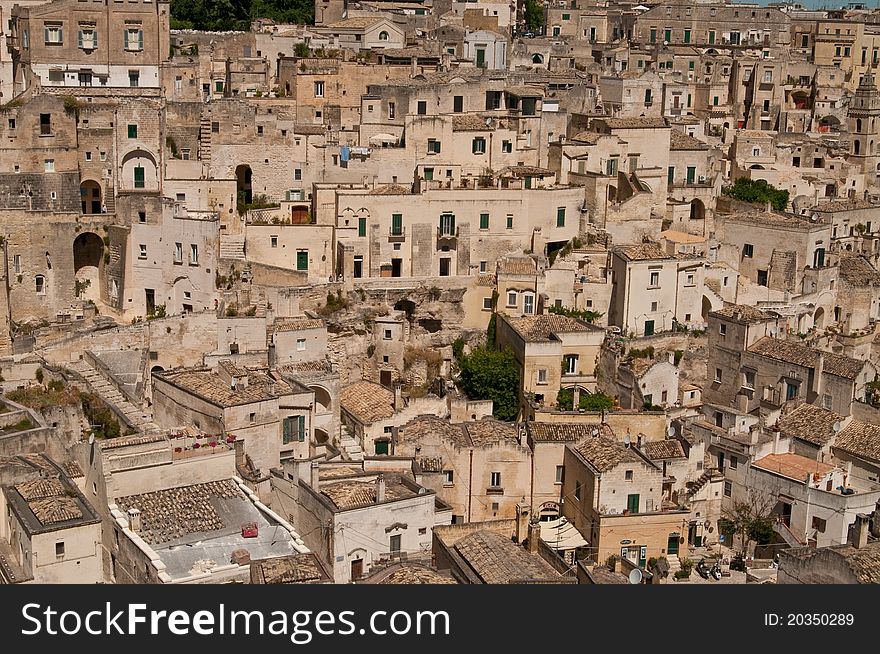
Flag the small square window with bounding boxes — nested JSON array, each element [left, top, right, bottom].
[[625, 470, 633, 481], [55, 542, 65, 558], [138, 211, 146, 223], [296, 338, 306, 351]]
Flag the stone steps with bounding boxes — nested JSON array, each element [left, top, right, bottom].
[[667, 554, 681, 573], [69, 358, 158, 433], [219, 235, 246, 260]]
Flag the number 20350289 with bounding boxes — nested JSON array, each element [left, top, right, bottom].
[[764, 614, 854, 626]]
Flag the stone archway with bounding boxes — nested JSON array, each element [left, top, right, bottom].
[[690, 198, 705, 220], [814, 307, 825, 330], [311, 385, 332, 414], [73, 232, 104, 303], [80, 180, 102, 214]]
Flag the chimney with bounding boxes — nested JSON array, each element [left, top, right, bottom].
[[127, 508, 141, 533], [393, 384, 403, 412], [376, 476, 386, 503], [230, 548, 251, 566], [310, 461, 320, 488], [851, 513, 870, 549], [527, 518, 541, 554], [515, 502, 530, 543], [871, 500, 880, 539]]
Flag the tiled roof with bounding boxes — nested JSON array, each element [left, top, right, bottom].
[[508, 314, 600, 342], [273, 317, 325, 332], [475, 273, 496, 287], [823, 352, 866, 380], [570, 131, 604, 144], [599, 117, 668, 129], [669, 130, 709, 150], [748, 336, 818, 368], [723, 211, 816, 228], [369, 564, 458, 584], [325, 17, 386, 29], [497, 257, 537, 275], [642, 439, 686, 460], [527, 422, 611, 442], [835, 543, 880, 583], [453, 530, 561, 583], [839, 255, 880, 286], [115, 480, 243, 545], [99, 432, 168, 450], [452, 114, 493, 131], [398, 415, 469, 447], [14, 478, 66, 501], [659, 229, 705, 244], [572, 437, 643, 472], [159, 369, 298, 407], [463, 419, 519, 446], [710, 304, 778, 322], [28, 497, 83, 525], [369, 184, 411, 195], [340, 381, 395, 424], [750, 453, 835, 482], [814, 198, 876, 211], [617, 242, 671, 261], [834, 420, 880, 464], [61, 461, 84, 478], [319, 476, 417, 510], [777, 403, 844, 446], [499, 165, 554, 176], [250, 554, 329, 584]]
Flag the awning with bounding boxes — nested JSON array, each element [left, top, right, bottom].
[[369, 133, 398, 144], [540, 517, 588, 551]]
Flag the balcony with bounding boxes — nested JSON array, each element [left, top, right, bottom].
[[388, 226, 406, 241], [437, 226, 459, 240]]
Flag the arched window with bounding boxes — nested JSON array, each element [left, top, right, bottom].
[[378, 31, 389, 41], [35, 275, 45, 294], [532, 53, 544, 64], [857, 118, 862, 132], [855, 139, 861, 155]]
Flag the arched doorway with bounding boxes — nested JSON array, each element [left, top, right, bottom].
[[814, 307, 825, 329], [690, 199, 705, 220], [311, 386, 332, 414], [151, 366, 164, 375], [80, 180, 102, 214], [73, 232, 104, 303], [235, 164, 253, 207], [749, 164, 765, 170], [532, 53, 544, 64], [701, 295, 713, 321]]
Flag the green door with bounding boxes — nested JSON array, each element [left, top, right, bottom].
[[296, 251, 308, 271], [627, 494, 640, 514], [686, 166, 696, 184], [644, 320, 655, 336], [667, 534, 679, 555], [475, 48, 486, 68], [375, 440, 389, 455]]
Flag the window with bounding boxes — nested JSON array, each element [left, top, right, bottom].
[[296, 251, 308, 271], [189, 244, 198, 265], [378, 30, 389, 41], [723, 481, 732, 497], [811, 516, 826, 533], [44, 159, 55, 172], [564, 354, 578, 375], [479, 213, 489, 230], [127, 124, 137, 138], [523, 294, 535, 314], [490, 472, 501, 488], [555, 465, 564, 483], [44, 23, 63, 45], [482, 297, 493, 310], [507, 291, 517, 307], [139, 244, 147, 259], [649, 271, 660, 288], [55, 542, 65, 558], [124, 27, 144, 51], [417, 100, 427, 115], [574, 480, 582, 501], [128, 70, 139, 87], [823, 394, 833, 410], [78, 27, 97, 50], [714, 368, 722, 383], [35, 275, 46, 294], [174, 243, 183, 263], [684, 29, 691, 44], [719, 323, 727, 336], [134, 166, 145, 188], [626, 494, 639, 514], [270, 235, 278, 249], [296, 338, 306, 352], [12, 255, 21, 274], [383, 329, 392, 340], [479, 261, 487, 273], [730, 456, 738, 469], [708, 30, 715, 44], [786, 381, 798, 401], [606, 158, 618, 176], [443, 470, 454, 485], [537, 369, 548, 384], [743, 243, 754, 258], [391, 213, 403, 236], [472, 137, 486, 154], [757, 270, 768, 286], [85, 151, 92, 161], [453, 95, 463, 113], [314, 81, 324, 97], [651, 301, 658, 312], [556, 207, 566, 228], [502, 140, 512, 153], [357, 216, 366, 237], [282, 416, 306, 444], [439, 213, 456, 236], [506, 214, 513, 230], [625, 470, 633, 481], [650, 28, 657, 43], [427, 139, 441, 154], [743, 370, 755, 390]]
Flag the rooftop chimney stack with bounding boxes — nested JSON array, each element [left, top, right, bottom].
[[376, 476, 386, 503], [527, 518, 541, 554], [127, 508, 141, 534], [852, 513, 870, 549], [310, 461, 320, 488], [515, 502, 530, 543]]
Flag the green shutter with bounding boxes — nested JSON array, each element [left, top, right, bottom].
[[77, 30, 83, 48], [138, 29, 143, 50], [668, 166, 675, 183], [479, 212, 489, 229], [506, 215, 513, 229], [134, 166, 145, 188], [128, 124, 137, 138], [556, 207, 565, 227], [391, 213, 402, 235], [297, 415, 305, 441], [358, 217, 366, 237]]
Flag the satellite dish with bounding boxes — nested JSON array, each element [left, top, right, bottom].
[[623, 433, 631, 446], [667, 426, 676, 438], [628, 568, 643, 584], [833, 421, 842, 433]]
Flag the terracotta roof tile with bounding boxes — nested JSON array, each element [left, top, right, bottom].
[[509, 314, 601, 342], [340, 381, 395, 424], [572, 437, 643, 472], [834, 420, 880, 464], [777, 403, 844, 446], [453, 530, 561, 583], [642, 439, 686, 460], [751, 453, 835, 482]]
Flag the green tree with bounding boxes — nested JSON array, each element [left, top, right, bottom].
[[456, 347, 520, 421], [556, 388, 614, 412], [722, 177, 790, 211], [523, 0, 545, 31]]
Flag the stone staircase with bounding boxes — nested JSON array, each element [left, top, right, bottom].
[[338, 426, 364, 462], [219, 235, 246, 260], [666, 554, 681, 576], [69, 358, 158, 434], [687, 469, 716, 497], [198, 115, 212, 164]]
